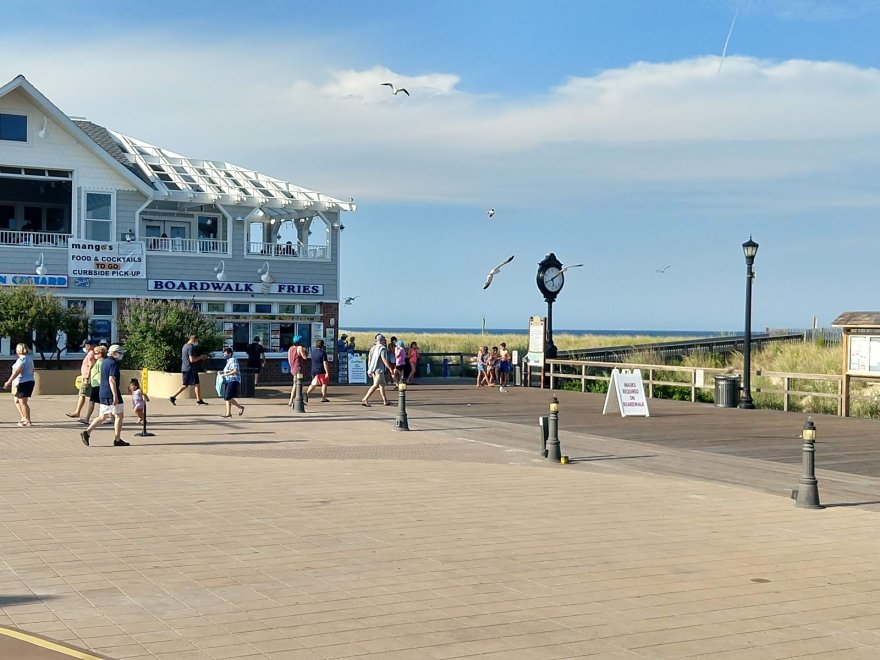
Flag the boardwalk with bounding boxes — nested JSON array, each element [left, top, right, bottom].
[[1, 384, 879, 659]]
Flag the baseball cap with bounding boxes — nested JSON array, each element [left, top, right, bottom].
[[81, 338, 95, 347], [397, 340, 404, 347], [107, 344, 123, 355], [293, 335, 302, 344], [375, 333, 385, 342]]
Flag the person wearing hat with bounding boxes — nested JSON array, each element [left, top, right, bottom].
[[286, 334, 308, 407], [337, 334, 348, 355], [80, 344, 129, 447], [66, 338, 97, 422], [361, 334, 394, 407]]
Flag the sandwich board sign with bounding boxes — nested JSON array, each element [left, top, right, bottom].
[[603, 368, 650, 417]]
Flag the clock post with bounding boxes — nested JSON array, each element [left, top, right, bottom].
[[536, 253, 564, 378]]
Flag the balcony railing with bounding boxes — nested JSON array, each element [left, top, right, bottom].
[[0, 230, 71, 247], [146, 237, 229, 254], [247, 241, 328, 260]]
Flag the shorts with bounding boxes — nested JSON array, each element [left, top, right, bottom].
[[311, 373, 329, 386], [371, 371, 387, 385], [182, 368, 200, 386], [78, 382, 92, 397], [499, 361, 511, 373], [223, 380, 240, 400], [89, 387, 101, 403], [99, 401, 124, 417], [247, 362, 262, 373], [14, 380, 35, 398]]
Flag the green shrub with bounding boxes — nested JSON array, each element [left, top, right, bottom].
[[118, 299, 223, 372]]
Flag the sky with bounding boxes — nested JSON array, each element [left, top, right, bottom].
[[3, 0, 880, 332]]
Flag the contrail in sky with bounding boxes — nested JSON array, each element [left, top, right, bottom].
[[717, 7, 738, 75]]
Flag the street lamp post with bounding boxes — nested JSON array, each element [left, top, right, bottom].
[[738, 237, 759, 409]]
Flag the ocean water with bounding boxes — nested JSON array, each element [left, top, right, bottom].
[[344, 327, 727, 338]]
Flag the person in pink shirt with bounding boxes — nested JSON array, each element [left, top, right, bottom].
[[66, 339, 97, 423], [393, 340, 407, 386], [287, 335, 308, 407], [405, 341, 420, 385]]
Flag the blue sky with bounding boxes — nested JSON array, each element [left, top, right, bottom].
[[4, 0, 880, 331]]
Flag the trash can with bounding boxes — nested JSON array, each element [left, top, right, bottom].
[[239, 368, 257, 398], [714, 375, 741, 408]]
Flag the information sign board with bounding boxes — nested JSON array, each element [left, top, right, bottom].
[[603, 368, 650, 417]]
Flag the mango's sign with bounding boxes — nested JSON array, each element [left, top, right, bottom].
[[0, 273, 69, 288], [68, 240, 146, 278], [147, 280, 324, 295]]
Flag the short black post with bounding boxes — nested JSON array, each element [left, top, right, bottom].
[[538, 415, 549, 457], [292, 372, 306, 413], [134, 402, 156, 437], [545, 396, 561, 462], [395, 382, 409, 431], [793, 417, 822, 509]]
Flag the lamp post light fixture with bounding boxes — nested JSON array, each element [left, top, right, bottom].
[[35, 253, 47, 276], [214, 259, 226, 282], [793, 417, 822, 509], [395, 382, 410, 431], [738, 237, 759, 409], [545, 396, 562, 462]]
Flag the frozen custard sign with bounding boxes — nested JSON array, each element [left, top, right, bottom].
[[68, 240, 146, 278]]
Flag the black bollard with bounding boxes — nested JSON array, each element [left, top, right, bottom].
[[395, 382, 409, 431], [545, 396, 561, 462], [134, 401, 156, 437], [292, 373, 306, 413], [793, 416, 822, 509]]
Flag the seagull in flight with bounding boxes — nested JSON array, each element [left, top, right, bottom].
[[380, 83, 410, 96], [343, 296, 361, 305], [656, 265, 671, 274], [560, 263, 583, 273], [486, 208, 495, 219], [483, 255, 515, 290]]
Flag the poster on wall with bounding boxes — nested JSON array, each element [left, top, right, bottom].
[[68, 240, 146, 278], [347, 354, 367, 384], [337, 351, 349, 384]]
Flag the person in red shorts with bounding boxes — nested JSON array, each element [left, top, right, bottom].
[[304, 339, 331, 402]]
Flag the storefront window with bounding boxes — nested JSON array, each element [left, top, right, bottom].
[[206, 302, 225, 313]]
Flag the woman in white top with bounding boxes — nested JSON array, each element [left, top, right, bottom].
[[3, 343, 36, 427]]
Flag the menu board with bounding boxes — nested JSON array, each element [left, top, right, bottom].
[[527, 316, 545, 366]]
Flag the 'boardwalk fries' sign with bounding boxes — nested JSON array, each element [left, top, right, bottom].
[[603, 368, 650, 417]]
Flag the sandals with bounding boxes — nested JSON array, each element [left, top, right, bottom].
[[218, 415, 232, 419], [65, 413, 78, 419], [361, 401, 371, 407], [17, 420, 32, 427], [238, 406, 245, 416]]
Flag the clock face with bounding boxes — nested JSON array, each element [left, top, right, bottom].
[[542, 266, 563, 292]]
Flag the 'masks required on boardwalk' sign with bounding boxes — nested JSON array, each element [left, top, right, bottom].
[[603, 368, 650, 417]]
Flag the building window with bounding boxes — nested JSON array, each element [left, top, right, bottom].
[[254, 303, 271, 314], [85, 192, 113, 241], [93, 300, 113, 316], [206, 302, 226, 313], [300, 304, 319, 315], [279, 303, 296, 315], [0, 113, 27, 142], [67, 299, 87, 309], [232, 303, 249, 314]]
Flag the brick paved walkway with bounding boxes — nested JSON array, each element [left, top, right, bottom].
[[1, 388, 879, 659]]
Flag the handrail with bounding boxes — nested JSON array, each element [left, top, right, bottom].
[[146, 237, 229, 254], [0, 230, 71, 247], [247, 241, 329, 260], [536, 358, 849, 416]]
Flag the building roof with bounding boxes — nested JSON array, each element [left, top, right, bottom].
[[2, 75, 354, 214], [831, 312, 880, 328]]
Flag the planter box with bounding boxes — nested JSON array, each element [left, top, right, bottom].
[[33, 369, 79, 396], [140, 370, 221, 399]]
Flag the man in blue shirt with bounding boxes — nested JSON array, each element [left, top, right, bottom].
[[80, 344, 129, 447], [170, 335, 208, 406]]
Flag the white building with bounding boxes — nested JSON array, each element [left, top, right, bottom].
[[0, 75, 354, 378]]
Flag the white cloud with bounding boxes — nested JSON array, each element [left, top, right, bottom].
[[3, 32, 880, 213]]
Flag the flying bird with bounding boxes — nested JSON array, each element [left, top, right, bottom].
[[486, 208, 495, 219], [656, 265, 671, 274], [343, 296, 361, 305], [717, 7, 738, 75], [560, 263, 583, 273], [380, 83, 410, 96], [483, 255, 515, 290]]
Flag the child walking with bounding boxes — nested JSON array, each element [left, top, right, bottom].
[[129, 378, 149, 424]]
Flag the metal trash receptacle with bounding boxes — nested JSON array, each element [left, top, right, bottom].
[[239, 368, 257, 397], [714, 375, 741, 408]]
